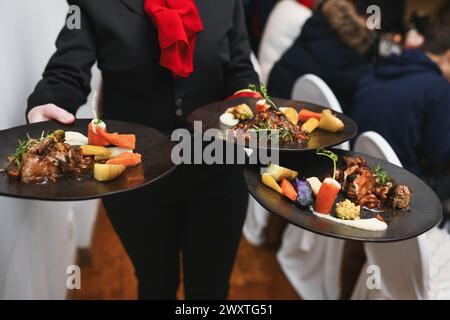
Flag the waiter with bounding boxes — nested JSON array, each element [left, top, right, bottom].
[[27, 0, 258, 299]]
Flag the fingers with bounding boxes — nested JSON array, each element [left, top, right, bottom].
[[28, 104, 75, 124]]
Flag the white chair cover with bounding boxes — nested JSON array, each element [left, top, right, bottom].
[[276, 75, 348, 299], [292, 74, 350, 151], [0, 0, 99, 298], [258, 0, 312, 84], [352, 131, 450, 300]]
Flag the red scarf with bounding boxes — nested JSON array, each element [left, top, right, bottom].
[[144, 0, 204, 78], [298, 0, 314, 9]]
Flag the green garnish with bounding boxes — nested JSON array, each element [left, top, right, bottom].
[[249, 83, 278, 110], [4, 130, 64, 171], [252, 119, 295, 143], [373, 164, 391, 186], [316, 148, 339, 180]]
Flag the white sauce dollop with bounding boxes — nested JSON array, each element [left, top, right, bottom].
[[312, 211, 387, 232], [220, 112, 239, 127], [90, 119, 106, 134]]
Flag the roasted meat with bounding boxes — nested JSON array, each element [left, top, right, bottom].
[[391, 185, 411, 210], [337, 156, 410, 210], [233, 108, 309, 143], [12, 135, 93, 183]]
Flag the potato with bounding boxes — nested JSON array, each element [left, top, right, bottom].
[[307, 177, 322, 196], [80, 145, 112, 157], [261, 174, 283, 194], [93, 163, 126, 182], [283, 107, 298, 125], [301, 118, 319, 134], [319, 109, 344, 133], [266, 163, 298, 182]]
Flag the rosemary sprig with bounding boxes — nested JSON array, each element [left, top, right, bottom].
[[1, 130, 54, 173], [251, 120, 295, 143], [316, 148, 339, 180], [373, 164, 392, 186], [249, 83, 278, 110]]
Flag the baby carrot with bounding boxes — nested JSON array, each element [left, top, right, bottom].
[[298, 108, 322, 122]]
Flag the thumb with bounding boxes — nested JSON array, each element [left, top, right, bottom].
[[43, 105, 76, 125]]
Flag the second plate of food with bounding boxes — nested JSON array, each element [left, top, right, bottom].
[[187, 97, 357, 151], [244, 149, 442, 242], [0, 119, 176, 201]]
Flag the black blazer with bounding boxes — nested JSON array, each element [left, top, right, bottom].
[[28, 0, 258, 133]]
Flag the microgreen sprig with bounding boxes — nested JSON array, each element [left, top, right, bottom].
[[249, 83, 278, 110], [316, 148, 339, 180]]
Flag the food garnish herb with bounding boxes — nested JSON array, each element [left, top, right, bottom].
[[373, 164, 392, 186], [2, 130, 64, 172], [316, 148, 339, 180]]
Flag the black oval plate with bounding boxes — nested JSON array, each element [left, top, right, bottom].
[[187, 97, 357, 151], [0, 119, 176, 201], [244, 149, 443, 242]]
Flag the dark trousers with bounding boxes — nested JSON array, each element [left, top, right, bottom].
[[103, 164, 248, 299]]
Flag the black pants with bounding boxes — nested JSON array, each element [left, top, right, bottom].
[[103, 164, 248, 299]]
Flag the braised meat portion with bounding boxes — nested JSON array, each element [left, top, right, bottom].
[[233, 108, 309, 143], [336, 156, 410, 210], [13, 135, 93, 183]]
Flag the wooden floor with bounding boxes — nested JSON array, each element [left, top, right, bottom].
[[71, 206, 299, 300]]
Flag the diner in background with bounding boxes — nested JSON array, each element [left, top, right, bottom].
[[349, 22, 450, 213], [266, 0, 374, 112]]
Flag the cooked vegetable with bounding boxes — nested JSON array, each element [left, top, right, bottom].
[[226, 104, 254, 120], [335, 199, 361, 220], [298, 108, 322, 122], [282, 107, 298, 125], [94, 147, 133, 160], [93, 163, 126, 182], [262, 173, 283, 194], [319, 109, 344, 133], [52, 129, 65, 142], [88, 121, 108, 146], [80, 145, 111, 157], [315, 178, 341, 214], [307, 177, 322, 196], [255, 99, 270, 113], [301, 118, 319, 134], [98, 130, 136, 150], [249, 83, 277, 109], [280, 178, 298, 201], [294, 178, 314, 208], [65, 131, 88, 146], [265, 163, 298, 181], [106, 152, 142, 167]]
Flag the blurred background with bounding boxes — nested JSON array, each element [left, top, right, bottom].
[[0, 0, 449, 299]]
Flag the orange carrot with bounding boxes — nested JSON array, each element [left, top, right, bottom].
[[88, 122, 108, 146], [98, 131, 136, 150], [106, 152, 142, 167], [298, 109, 322, 122], [280, 178, 298, 202], [314, 178, 341, 214]]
